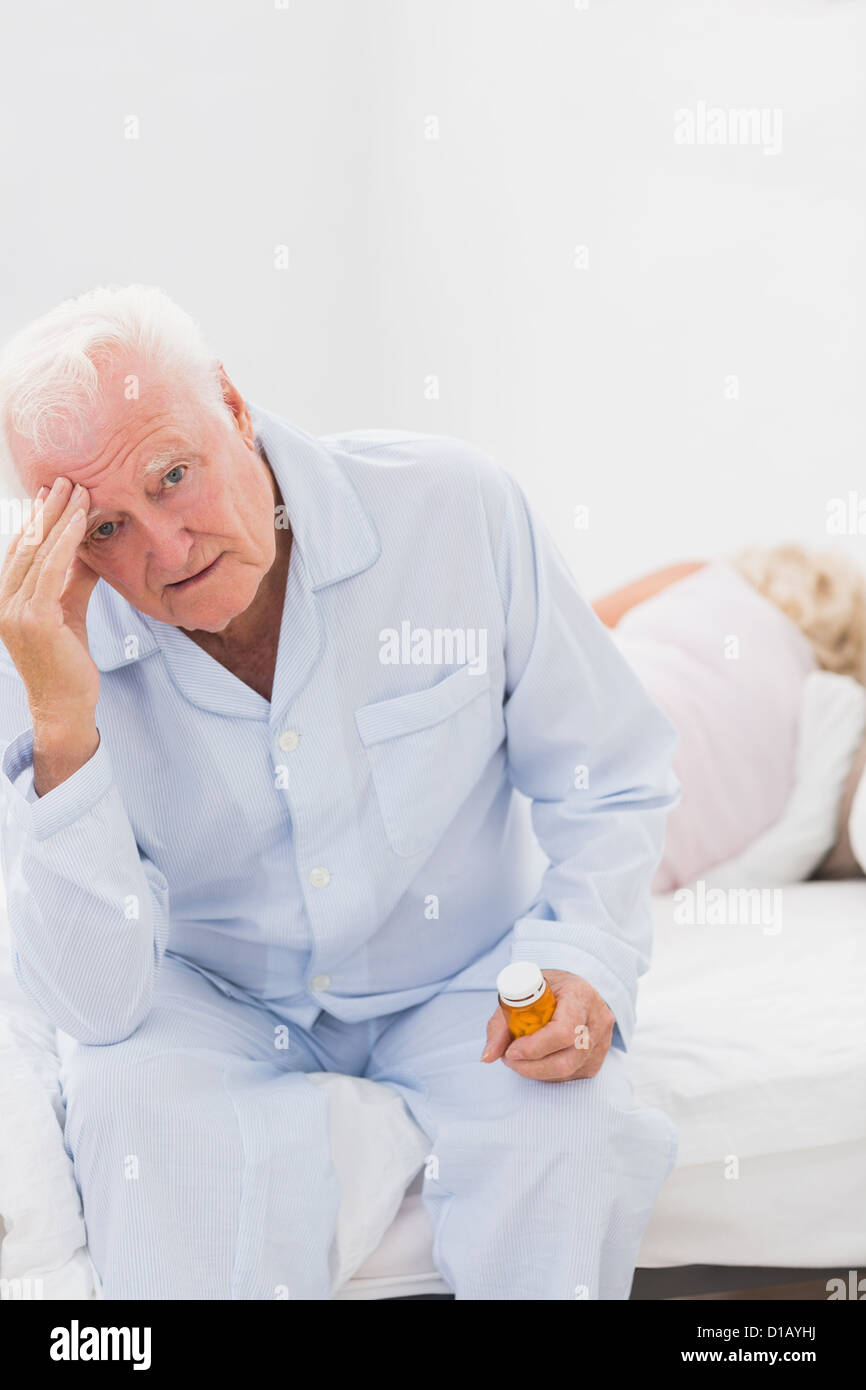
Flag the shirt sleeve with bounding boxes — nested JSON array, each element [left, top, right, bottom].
[[490, 465, 682, 1053], [0, 645, 171, 1045]]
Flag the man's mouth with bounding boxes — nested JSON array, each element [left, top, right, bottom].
[[168, 553, 224, 590]]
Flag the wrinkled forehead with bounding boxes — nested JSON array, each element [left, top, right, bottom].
[[13, 440, 183, 500], [10, 369, 212, 496]]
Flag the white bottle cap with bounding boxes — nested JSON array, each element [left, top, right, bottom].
[[496, 962, 546, 1008]]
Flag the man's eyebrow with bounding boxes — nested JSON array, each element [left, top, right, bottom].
[[142, 450, 188, 478], [84, 452, 189, 524]]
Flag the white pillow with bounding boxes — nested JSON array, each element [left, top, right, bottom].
[[704, 670, 866, 887], [0, 857, 101, 1296], [845, 761, 866, 874]]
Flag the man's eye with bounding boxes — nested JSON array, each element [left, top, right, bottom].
[[86, 466, 187, 542]]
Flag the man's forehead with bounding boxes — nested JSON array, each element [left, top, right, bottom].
[[17, 369, 205, 494], [81, 449, 191, 522], [15, 441, 186, 514], [19, 425, 188, 484]]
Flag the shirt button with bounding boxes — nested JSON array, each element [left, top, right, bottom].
[[311, 973, 331, 992], [309, 866, 331, 887], [278, 730, 300, 752]]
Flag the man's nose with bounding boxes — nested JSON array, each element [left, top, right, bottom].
[[144, 518, 197, 578]]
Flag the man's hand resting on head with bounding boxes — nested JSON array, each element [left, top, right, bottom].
[[481, 969, 616, 1081], [0, 476, 101, 795]]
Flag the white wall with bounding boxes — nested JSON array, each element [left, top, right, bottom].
[[1, 0, 863, 593]]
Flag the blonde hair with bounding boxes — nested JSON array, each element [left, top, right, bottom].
[[731, 543, 866, 685]]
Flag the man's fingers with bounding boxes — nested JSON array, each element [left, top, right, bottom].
[[503, 1042, 605, 1082], [502, 1044, 590, 1081], [481, 1006, 511, 1062], [505, 1003, 589, 1061], [32, 509, 89, 609], [504, 1001, 613, 1077], [2, 479, 80, 598], [19, 486, 88, 604], [4, 480, 64, 559], [20, 503, 85, 605], [5, 478, 82, 569]]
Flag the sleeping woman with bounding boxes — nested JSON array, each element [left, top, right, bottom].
[[590, 544, 866, 891]]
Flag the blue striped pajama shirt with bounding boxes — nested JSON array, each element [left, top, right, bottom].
[[0, 402, 681, 1298]]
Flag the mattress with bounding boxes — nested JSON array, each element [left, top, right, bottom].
[[2, 881, 864, 1299]]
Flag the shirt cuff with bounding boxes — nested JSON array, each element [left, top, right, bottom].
[[1, 726, 114, 839], [509, 935, 635, 1052]]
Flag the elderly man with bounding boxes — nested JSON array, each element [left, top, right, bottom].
[[0, 284, 680, 1300]]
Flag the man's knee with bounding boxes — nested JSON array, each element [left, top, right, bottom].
[[61, 1027, 229, 1152]]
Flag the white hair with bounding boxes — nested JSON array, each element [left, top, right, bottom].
[[0, 283, 232, 497]]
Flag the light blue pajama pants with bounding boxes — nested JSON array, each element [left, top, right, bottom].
[[56, 947, 678, 1301]]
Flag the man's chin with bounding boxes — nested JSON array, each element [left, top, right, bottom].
[[169, 587, 254, 631], [163, 569, 259, 631]]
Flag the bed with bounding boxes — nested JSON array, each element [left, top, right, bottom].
[[2, 876, 864, 1301]]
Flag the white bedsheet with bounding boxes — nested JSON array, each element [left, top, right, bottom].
[[624, 880, 866, 1268]]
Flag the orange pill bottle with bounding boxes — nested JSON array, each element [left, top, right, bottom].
[[496, 962, 556, 1039]]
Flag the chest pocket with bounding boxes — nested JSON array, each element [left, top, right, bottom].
[[354, 663, 497, 858]]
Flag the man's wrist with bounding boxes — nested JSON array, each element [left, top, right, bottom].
[[32, 718, 100, 797]]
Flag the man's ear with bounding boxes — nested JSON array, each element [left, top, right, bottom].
[[214, 362, 255, 448]]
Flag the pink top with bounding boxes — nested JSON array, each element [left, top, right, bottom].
[[610, 560, 816, 892]]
